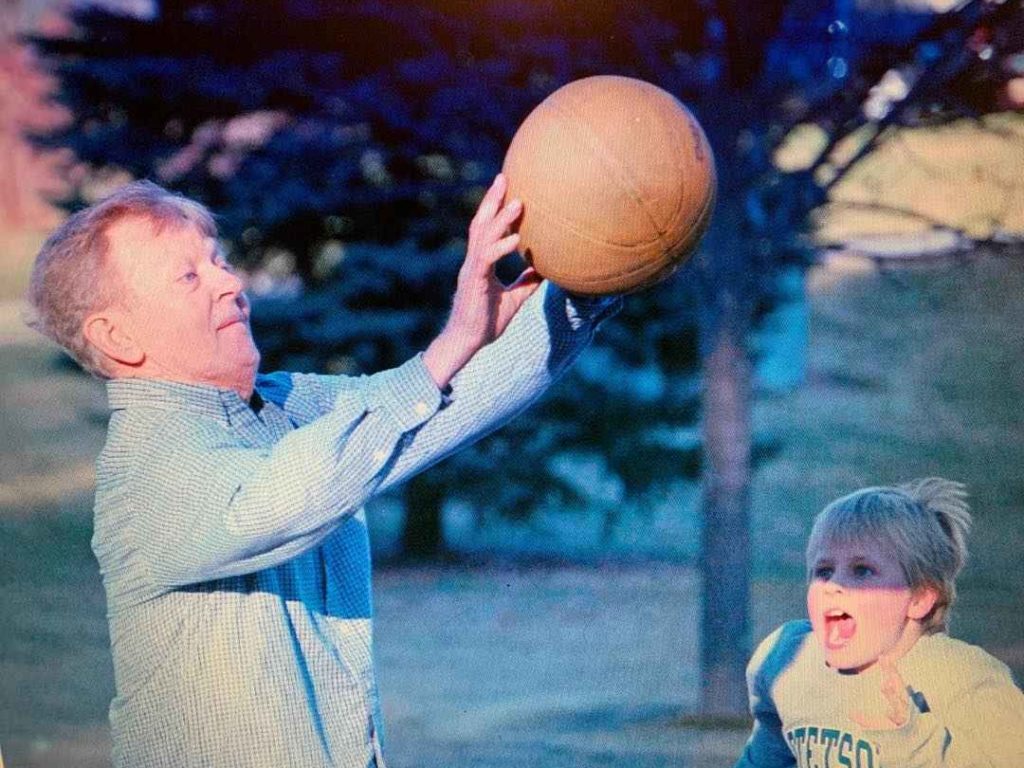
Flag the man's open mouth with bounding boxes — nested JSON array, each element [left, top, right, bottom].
[[824, 609, 856, 649]]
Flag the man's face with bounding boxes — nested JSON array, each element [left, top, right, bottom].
[[104, 216, 260, 392], [806, 537, 918, 673]]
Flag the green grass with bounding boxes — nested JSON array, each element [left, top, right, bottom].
[[0, 247, 1022, 767]]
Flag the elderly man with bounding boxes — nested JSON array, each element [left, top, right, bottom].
[[27, 177, 618, 768]]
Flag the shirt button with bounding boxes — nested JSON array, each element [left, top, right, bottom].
[[414, 401, 429, 417]]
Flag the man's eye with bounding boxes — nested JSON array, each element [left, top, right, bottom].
[[853, 564, 874, 578], [814, 566, 833, 580], [182, 271, 198, 282], [213, 257, 235, 273]]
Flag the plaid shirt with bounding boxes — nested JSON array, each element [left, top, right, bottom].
[[91, 283, 618, 768]]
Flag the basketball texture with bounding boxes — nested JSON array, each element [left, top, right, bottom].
[[502, 75, 716, 295]]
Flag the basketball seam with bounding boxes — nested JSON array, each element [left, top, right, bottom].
[[544, 93, 669, 241], [524, 196, 666, 249], [547, 177, 716, 292], [542, 83, 710, 252], [506, 76, 717, 293]]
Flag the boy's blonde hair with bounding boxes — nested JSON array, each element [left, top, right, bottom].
[[805, 478, 971, 634]]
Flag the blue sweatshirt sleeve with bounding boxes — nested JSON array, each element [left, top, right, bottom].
[[735, 625, 799, 768]]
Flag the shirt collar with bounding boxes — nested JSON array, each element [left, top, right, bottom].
[[107, 377, 257, 423]]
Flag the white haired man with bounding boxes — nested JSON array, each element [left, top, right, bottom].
[[27, 176, 618, 768]]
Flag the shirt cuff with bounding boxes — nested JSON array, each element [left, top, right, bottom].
[[363, 353, 443, 432], [560, 290, 623, 330]]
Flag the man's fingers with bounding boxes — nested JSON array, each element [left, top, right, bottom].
[[460, 233, 519, 279], [498, 197, 523, 227], [458, 232, 521, 283], [505, 266, 542, 295], [507, 265, 541, 289], [466, 180, 520, 272], [496, 232, 522, 260], [470, 174, 508, 232], [505, 267, 543, 301], [473, 198, 522, 252]]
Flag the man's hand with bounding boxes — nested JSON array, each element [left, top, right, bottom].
[[423, 174, 543, 389], [850, 653, 911, 730]]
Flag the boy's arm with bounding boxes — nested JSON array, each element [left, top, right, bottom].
[[868, 645, 1024, 767], [734, 627, 798, 768], [941, 667, 1024, 766]]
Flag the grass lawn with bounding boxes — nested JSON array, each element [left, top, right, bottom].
[[0, 248, 1022, 767]]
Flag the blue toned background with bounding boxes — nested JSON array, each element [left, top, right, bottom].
[[1, 0, 1023, 765]]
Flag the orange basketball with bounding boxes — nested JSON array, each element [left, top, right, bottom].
[[502, 75, 716, 295]]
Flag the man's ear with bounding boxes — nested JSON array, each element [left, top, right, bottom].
[[83, 309, 144, 367], [907, 585, 940, 621]]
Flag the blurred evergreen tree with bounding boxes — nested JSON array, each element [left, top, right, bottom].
[[32, 0, 727, 559]]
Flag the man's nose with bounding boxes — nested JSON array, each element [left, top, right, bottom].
[[214, 265, 245, 296]]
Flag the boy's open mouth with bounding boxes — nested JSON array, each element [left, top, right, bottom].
[[824, 609, 856, 649]]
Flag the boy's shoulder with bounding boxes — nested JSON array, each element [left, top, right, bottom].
[[752, 619, 814, 657], [748, 619, 816, 683], [905, 632, 1017, 690], [901, 633, 1021, 719]]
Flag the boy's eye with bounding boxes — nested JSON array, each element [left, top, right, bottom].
[[813, 566, 833, 580], [181, 271, 198, 283], [853, 564, 874, 578]]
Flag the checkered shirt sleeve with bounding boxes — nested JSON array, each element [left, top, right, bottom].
[[115, 282, 618, 589]]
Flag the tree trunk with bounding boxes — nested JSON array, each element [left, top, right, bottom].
[[401, 473, 446, 560], [699, 307, 753, 716]]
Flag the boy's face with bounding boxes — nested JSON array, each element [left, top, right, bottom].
[[806, 537, 924, 672]]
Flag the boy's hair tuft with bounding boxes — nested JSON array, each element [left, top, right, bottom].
[[806, 477, 972, 634]]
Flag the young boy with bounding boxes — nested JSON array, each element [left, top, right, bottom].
[[735, 478, 1024, 767]]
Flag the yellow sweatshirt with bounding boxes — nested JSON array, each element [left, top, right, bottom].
[[735, 620, 1024, 767]]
